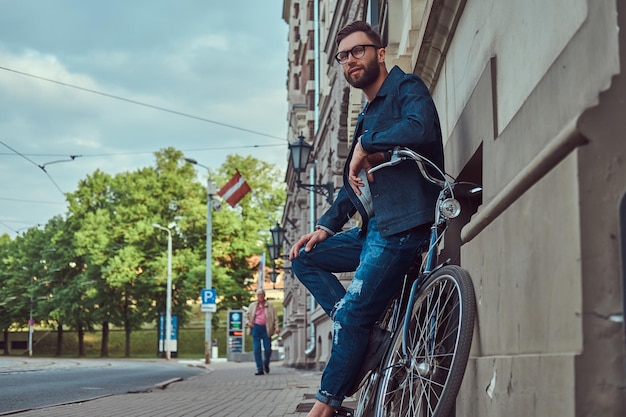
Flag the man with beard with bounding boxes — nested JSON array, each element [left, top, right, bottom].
[[289, 21, 444, 417]]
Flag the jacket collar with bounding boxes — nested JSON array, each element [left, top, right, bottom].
[[373, 65, 404, 100]]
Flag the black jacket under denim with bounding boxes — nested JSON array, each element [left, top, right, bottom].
[[318, 66, 444, 237]]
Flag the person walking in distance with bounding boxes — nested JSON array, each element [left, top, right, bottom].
[[246, 289, 279, 375], [289, 21, 444, 417]]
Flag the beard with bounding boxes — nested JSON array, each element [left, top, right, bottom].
[[344, 57, 380, 89]]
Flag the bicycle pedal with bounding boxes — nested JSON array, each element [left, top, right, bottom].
[[334, 406, 354, 417]]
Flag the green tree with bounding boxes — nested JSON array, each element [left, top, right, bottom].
[[70, 148, 206, 356], [68, 168, 121, 356], [0, 226, 55, 355], [209, 154, 285, 313], [0, 233, 19, 355], [41, 215, 92, 357], [0, 147, 285, 358]]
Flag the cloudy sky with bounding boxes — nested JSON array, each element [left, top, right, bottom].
[[0, 1, 289, 237]]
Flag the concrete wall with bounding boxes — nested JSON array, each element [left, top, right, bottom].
[[436, 0, 625, 415], [282, 0, 625, 414]]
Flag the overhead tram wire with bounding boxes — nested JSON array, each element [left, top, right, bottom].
[[0, 143, 284, 160], [0, 65, 287, 142], [0, 197, 66, 205], [0, 220, 17, 234], [75, 143, 284, 159], [0, 141, 78, 196]]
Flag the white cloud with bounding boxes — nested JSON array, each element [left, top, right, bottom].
[[0, 1, 288, 236]]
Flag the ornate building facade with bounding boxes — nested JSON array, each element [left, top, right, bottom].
[[280, 0, 625, 415]]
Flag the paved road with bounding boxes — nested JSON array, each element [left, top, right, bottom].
[[0, 358, 346, 417], [0, 357, 205, 414]]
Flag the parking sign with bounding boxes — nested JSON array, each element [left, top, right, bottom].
[[201, 288, 216, 312]]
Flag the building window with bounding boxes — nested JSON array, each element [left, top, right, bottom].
[[370, 0, 389, 46]]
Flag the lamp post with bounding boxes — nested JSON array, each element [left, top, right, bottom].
[[288, 133, 334, 203], [288, 133, 330, 359], [22, 265, 39, 358], [184, 158, 216, 364], [152, 223, 172, 361], [28, 276, 34, 357]]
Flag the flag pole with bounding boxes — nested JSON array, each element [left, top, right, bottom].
[[184, 157, 215, 365], [205, 177, 215, 364], [259, 252, 265, 290]]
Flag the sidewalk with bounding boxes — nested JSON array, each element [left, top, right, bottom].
[[8, 359, 354, 417]]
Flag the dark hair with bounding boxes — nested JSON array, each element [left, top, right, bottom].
[[336, 21, 383, 47]]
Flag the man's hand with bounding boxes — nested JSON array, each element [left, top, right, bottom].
[[348, 140, 374, 195], [289, 228, 330, 260]]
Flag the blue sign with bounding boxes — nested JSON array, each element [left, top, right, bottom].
[[157, 313, 178, 358], [158, 314, 178, 341], [229, 311, 242, 327], [201, 288, 216, 312]]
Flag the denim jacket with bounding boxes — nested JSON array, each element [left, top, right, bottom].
[[318, 66, 444, 237]]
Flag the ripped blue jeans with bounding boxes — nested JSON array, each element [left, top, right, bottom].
[[291, 217, 428, 408]]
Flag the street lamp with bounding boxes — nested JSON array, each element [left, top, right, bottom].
[[28, 275, 36, 357], [269, 268, 279, 284], [267, 222, 291, 284], [184, 157, 216, 364], [270, 222, 287, 251], [288, 134, 328, 358], [152, 223, 173, 361], [288, 133, 334, 203], [267, 243, 281, 261], [268, 222, 288, 261]]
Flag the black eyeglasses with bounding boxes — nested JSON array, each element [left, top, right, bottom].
[[335, 44, 382, 65]]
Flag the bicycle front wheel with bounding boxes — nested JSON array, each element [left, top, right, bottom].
[[374, 265, 476, 417]]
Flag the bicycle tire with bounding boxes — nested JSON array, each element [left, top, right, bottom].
[[374, 265, 476, 417], [354, 368, 379, 416], [354, 288, 409, 417], [353, 308, 396, 416]]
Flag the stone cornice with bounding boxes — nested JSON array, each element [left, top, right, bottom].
[[414, 0, 467, 89]]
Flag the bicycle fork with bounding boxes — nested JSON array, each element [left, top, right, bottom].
[[400, 270, 444, 380]]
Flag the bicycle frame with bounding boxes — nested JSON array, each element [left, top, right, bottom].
[[402, 192, 447, 357], [352, 147, 480, 417], [369, 146, 473, 364]]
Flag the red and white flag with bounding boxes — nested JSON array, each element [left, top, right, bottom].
[[218, 170, 251, 207]]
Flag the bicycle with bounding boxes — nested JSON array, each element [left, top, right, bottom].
[[335, 147, 481, 417]]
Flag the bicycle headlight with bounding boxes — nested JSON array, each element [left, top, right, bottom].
[[440, 198, 461, 219]]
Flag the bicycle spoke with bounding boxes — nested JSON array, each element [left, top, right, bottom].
[[374, 266, 475, 417]]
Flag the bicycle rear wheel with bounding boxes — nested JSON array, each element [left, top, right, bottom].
[[354, 286, 409, 417], [354, 297, 400, 417], [374, 265, 476, 417], [354, 367, 379, 416]]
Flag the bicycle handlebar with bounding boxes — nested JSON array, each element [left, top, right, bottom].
[[368, 147, 448, 188], [367, 147, 483, 203]]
